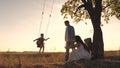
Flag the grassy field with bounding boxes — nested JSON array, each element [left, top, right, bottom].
[[0, 51, 120, 68]]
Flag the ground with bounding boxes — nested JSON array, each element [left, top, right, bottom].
[[0, 51, 120, 68]]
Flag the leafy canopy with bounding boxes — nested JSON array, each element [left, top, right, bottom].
[[61, 0, 120, 23]]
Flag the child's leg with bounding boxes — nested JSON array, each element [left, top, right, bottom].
[[42, 45, 44, 53], [39, 48, 41, 53], [39, 47, 42, 53]]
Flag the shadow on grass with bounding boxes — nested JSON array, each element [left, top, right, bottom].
[[0, 52, 120, 68], [64, 56, 120, 68]]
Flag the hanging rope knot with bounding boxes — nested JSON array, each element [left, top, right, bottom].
[[42, 12, 44, 15], [39, 0, 54, 37], [49, 14, 51, 17]]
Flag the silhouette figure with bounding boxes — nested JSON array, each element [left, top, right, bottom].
[[64, 20, 75, 61], [84, 38, 94, 56], [67, 35, 91, 62], [34, 33, 49, 53]]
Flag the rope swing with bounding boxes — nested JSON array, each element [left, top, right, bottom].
[[45, 0, 54, 37], [39, 0, 46, 34], [38, 0, 54, 37]]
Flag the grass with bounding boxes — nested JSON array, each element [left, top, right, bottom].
[[0, 52, 65, 68], [0, 51, 120, 68]]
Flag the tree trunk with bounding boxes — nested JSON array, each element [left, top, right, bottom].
[[93, 24, 104, 58], [84, 0, 104, 59], [91, 13, 104, 58]]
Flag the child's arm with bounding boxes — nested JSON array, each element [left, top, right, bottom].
[[33, 38, 39, 42], [44, 38, 50, 41]]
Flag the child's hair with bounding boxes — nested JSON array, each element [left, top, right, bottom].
[[41, 33, 44, 35], [75, 35, 90, 52]]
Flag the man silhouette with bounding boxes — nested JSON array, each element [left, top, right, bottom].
[[64, 20, 75, 61]]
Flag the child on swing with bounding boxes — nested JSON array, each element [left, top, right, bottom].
[[33, 33, 49, 53]]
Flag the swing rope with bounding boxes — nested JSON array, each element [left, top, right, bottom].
[[45, 0, 54, 37], [39, 0, 46, 34], [38, 0, 54, 37]]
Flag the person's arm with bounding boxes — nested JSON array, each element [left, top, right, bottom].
[[68, 26, 75, 41], [44, 38, 50, 41], [33, 38, 39, 42]]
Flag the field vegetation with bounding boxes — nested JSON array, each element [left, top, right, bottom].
[[0, 51, 120, 68]]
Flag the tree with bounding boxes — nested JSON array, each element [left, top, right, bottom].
[[61, 0, 120, 58]]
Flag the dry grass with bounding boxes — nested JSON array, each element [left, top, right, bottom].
[[0, 51, 120, 68], [0, 52, 65, 68]]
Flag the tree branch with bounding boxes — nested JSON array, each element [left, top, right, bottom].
[[87, 0, 92, 3], [95, 0, 102, 11], [81, 0, 87, 4], [102, 0, 114, 10], [74, 4, 85, 16]]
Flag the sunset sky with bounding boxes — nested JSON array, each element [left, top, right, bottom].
[[0, 0, 120, 52]]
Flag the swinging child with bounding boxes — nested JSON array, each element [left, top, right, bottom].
[[33, 33, 49, 53]]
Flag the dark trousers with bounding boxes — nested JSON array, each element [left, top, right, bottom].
[[65, 48, 69, 61], [65, 41, 74, 61]]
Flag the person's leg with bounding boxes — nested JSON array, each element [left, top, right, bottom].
[[39, 48, 41, 53], [65, 48, 69, 61], [42, 45, 44, 53], [65, 42, 70, 61]]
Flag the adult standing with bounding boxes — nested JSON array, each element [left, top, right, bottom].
[[64, 20, 75, 61]]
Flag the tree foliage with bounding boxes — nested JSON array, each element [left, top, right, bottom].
[[102, 0, 120, 23], [61, 0, 119, 58], [61, 0, 120, 23]]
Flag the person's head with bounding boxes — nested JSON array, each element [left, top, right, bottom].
[[84, 38, 92, 45], [75, 35, 90, 52], [75, 35, 83, 43], [40, 33, 44, 38], [64, 20, 70, 26]]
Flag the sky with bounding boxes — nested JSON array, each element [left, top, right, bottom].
[[0, 0, 120, 52]]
